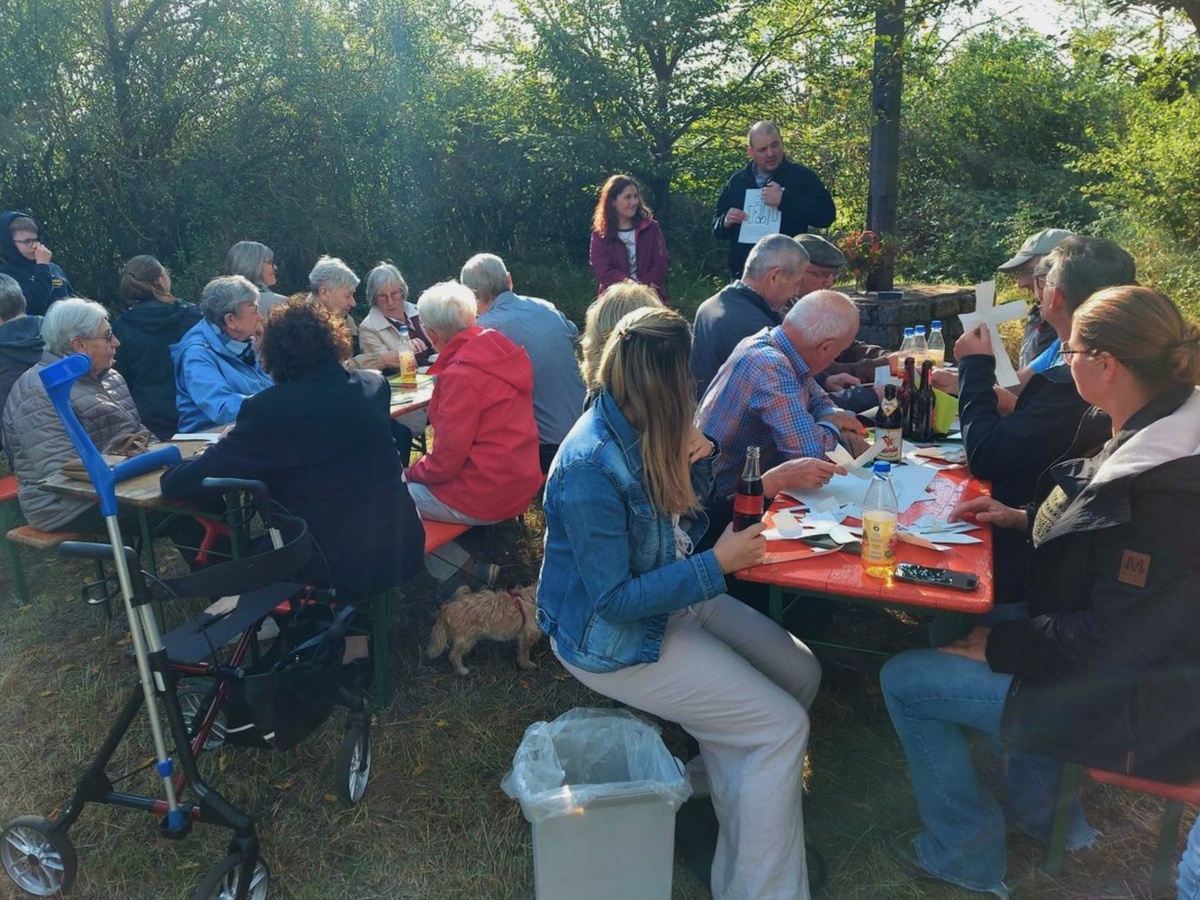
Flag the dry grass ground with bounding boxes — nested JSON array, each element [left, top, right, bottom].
[[0, 510, 1192, 899]]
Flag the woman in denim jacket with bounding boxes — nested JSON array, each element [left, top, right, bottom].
[[537, 307, 822, 900]]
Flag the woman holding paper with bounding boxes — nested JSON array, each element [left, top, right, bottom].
[[880, 285, 1200, 897], [538, 306, 822, 900], [588, 175, 669, 301]]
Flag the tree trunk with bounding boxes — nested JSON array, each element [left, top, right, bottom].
[[866, 0, 904, 292]]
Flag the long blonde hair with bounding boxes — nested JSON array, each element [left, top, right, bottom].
[[598, 307, 697, 514], [580, 281, 664, 391]]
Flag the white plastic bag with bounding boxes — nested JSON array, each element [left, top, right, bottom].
[[501, 707, 691, 824]]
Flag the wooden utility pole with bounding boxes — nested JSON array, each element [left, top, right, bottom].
[[865, 0, 904, 291]]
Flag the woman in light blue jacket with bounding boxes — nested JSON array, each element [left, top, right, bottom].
[[172, 275, 273, 433], [537, 307, 821, 900]]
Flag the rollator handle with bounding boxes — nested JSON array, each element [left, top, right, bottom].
[[200, 478, 275, 526]]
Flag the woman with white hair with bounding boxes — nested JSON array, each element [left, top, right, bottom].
[[307, 256, 398, 371], [359, 263, 433, 367], [172, 275, 273, 433], [3, 298, 143, 530], [226, 240, 288, 316], [405, 280, 542, 592]]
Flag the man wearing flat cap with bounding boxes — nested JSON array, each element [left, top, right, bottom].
[[997, 228, 1072, 368]]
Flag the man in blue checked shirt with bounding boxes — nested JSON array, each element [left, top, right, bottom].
[[698, 290, 868, 500]]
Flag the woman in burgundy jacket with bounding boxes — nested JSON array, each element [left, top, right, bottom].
[[588, 174, 669, 302]]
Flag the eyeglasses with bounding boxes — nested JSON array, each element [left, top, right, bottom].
[[83, 330, 116, 344], [1059, 344, 1095, 360], [375, 292, 405, 304], [265, 260, 276, 268], [13, 238, 38, 247]]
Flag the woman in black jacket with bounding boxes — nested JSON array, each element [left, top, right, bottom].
[[161, 299, 423, 599], [880, 285, 1200, 898], [112, 255, 202, 439]]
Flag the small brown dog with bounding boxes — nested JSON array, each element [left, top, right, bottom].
[[426, 584, 541, 676]]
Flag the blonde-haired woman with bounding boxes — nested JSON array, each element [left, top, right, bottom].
[[578, 280, 663, 397], [537, 307, 822, 900]]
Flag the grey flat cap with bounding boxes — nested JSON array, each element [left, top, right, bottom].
[[794, 234, 845, 268], [997, 228, 1073, 271]]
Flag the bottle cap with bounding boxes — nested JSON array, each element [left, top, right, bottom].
[[873, 461, 891, 474], [398, 324, 410, 333], [915, 325, 926, 334], [903, 327, 914, 335], [931, 320, 942, 328]]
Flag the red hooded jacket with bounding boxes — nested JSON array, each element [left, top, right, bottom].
[[407, 326, 542, 520]]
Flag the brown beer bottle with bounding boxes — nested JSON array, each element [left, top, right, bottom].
[[732, 445, 764, 531], [899, 356, 917, 439]]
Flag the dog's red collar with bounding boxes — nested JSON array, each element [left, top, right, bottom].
[[508, 589, 527, 627]]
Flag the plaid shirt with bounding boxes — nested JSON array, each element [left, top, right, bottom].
[[698, 326, 839, 497]]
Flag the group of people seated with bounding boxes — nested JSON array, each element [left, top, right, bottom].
[[0, 215, 583, 600], [540, 224, 1200, 900], [3, 125, 1200, 900]]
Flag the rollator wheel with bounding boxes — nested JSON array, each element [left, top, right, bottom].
[[190, 852, 270, 900], [178, 684, 227, 751], [333, 719, 372, 805], [1, 815, 77, 897]]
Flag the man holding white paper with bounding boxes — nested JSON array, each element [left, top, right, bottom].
[[712, 121, 835, 279], [957, 235, 1135, 605]]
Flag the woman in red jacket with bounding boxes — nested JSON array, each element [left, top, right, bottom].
[[588, 175, 669, 302]]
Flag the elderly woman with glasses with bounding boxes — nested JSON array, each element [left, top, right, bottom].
[[226, 240, 289, 316], [172, 275, 274, 433], [2, 298, 142, 531], [360, 263, 433, 367]]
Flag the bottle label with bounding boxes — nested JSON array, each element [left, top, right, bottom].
[[861, 511, 897, 564], [398, 351, 418, 388], [733, 492, 764, 517], [877, 427, 902, 462], [881, 397, 899, 417]]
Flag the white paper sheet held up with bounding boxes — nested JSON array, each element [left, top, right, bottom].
[[957, 280, 1027, 389], [827, 442, 883, 480], [737, 188, 782, 244]]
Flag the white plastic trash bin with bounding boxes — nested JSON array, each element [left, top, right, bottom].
[[501, 707, 692, 900]]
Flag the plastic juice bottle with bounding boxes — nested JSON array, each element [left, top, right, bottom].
[[891, 327, 915, 375], [927, 320, 946, 367], [396, 325, 418, 389], [732, 446, 764, 531], [861, 461, 899, 578], [912, 325, 929, 365]]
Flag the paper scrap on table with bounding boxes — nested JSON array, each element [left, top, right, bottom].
[[957, 280, 1026, 389], [172, 432, 222, 443], [906, 444, 967, 467], [781, 464, 937, 515], [763, 508, 860, 546], [737, 188, 781, 244], [875, 365, 900, 387], [827, 442, 883, 480], [899, 515, 983, 550]]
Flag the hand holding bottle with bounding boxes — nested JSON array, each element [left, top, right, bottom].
[[713, 522, 766, 573]]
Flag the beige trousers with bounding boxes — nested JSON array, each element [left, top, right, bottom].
[[556, 593, 821, 900]]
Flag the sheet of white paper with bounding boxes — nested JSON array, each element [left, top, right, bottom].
[[737, 188, 782, 244], [875, 365, 900, 386], [172, 432, 222, 443], [957, 280, 1028, 389], [782, 465, 938, 516], [826, 443, 882, 479]]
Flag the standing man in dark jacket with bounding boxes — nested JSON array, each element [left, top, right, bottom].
[[0, 273, 43, 448], [712, 122, 836, 279], [957, 235, 1135, 606], [0, 211, 72, 316]]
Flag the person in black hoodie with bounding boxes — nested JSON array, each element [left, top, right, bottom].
[[0, 211, 72, 315], [112, 255, 203, 440], [0, 272, 44, 450]]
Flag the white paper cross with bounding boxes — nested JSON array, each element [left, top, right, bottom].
[[957, 280, 1027, 388]]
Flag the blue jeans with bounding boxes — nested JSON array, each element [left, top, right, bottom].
[[881, 649, 1097, 896], [1180, 815, 1200, 899]]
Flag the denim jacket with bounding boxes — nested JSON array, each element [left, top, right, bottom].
[[536, 389, 726, 673]]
